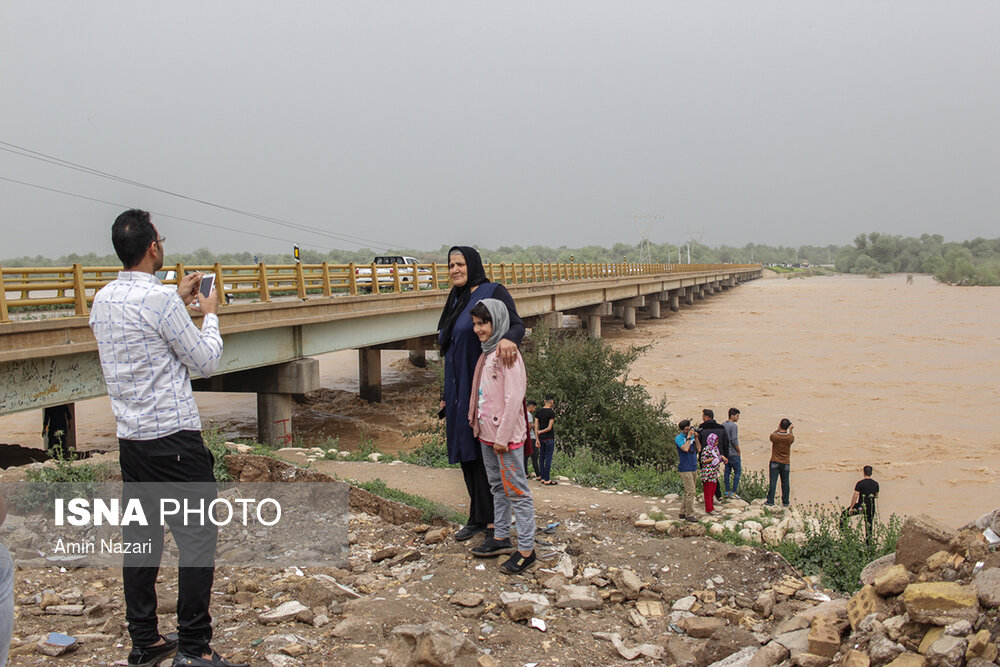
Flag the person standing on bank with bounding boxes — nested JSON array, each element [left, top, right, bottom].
[[534, 396, 557, 485], [467, 299, 536, 573], [437, 246, 524, 544], [674, 420, 700, 522], [89, 210, 247, 667], [765, 418, 795, 507], [722, 408, 742, 499]]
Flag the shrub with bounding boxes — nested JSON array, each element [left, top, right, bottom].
[[736, 469, 769, 501], [709, 502, 903, 593], [552, 446, 684, 497], [522, 325, 678, 469]]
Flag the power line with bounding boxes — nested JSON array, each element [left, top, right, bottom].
[[0, 175, 341, 251], [0, 140, 389, 248]]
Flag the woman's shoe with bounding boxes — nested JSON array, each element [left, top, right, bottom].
[[471, 536, 515, 557]]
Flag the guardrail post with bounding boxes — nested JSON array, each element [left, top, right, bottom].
[[213, 263, 227, 305], [430, 262, 440, 290], [321, 262, 331, 297], [348, 263, 358, 295], [258, 263, 270, 302], [0, 265, 7, 322], [392, 263, 402, 293], [72, 264, 89, 316], [295, 262, 306, 299]]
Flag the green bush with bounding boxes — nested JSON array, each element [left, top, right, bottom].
[[522, 325, 678, 469], [736, 469, 769, 501], [552, 446, 684, 496], [709, 503, 903, 593], [398, 427, 457, 468]]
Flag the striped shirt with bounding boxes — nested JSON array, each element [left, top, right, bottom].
[[89, 271, 223, 440]]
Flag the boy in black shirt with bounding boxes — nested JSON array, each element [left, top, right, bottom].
[[842, 465, 879, 540], [534, 396, 557, 485]]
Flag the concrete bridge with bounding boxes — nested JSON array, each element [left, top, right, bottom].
[[0, 261, 761, 446]]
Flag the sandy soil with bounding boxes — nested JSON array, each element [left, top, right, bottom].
[[600, 273, 1000, 528]]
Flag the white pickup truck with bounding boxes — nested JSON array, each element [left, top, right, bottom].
[[355, 256, 433, 291]]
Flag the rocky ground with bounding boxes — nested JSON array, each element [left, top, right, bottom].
[[5, 452, 1000, 666]]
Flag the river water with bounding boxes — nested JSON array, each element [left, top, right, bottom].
[[603, 272, 1000, 528], [2, 272, 996, 527]]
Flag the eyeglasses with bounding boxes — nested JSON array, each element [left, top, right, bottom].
[[157, 236, 166, 244]]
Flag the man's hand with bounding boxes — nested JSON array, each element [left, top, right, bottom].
[[493, 443, 509, 454], [198, 288, 219, 316], [178, 272, 200, 306], [498, 338, 518, 367]]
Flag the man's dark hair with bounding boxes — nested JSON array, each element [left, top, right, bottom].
[[678, 419, 691, 430], [527, 400, 537, 408], [702, 408, 714, 420], [544, 394, 555, 402], [469, 301, 492, 322], [863, 465, 873, 477], [779, 418, 792, 430], [112, 209, 156, 269], [729, 408, 740, 418]]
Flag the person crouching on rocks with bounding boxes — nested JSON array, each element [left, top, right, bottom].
[[467, 299, 537, 574]]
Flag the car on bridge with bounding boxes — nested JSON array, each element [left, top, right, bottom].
[[355, 256, 433, 292]]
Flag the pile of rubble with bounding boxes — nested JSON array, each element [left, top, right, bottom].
[[634, 498, 819, 547]]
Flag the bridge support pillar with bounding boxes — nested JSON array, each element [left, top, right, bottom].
[[540, 311, 563, 330], [684, 288, 694, 306], [408, 349, 426, 368], [576, 303, 610, 339], [359, 348, 382, 403], [612, 304, 624, 319], [621, 296, 644, 330], [258, 393, 293, 447], [585, 315, 602, 338], [647, 299, 661, 319], [669, 291, 680, 312], [407, 340, 427, 368], [623, 307, 636, 329], [191, 358, 320, 447], [712, 281, 722, 293]]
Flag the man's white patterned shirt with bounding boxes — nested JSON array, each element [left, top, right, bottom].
[[89, 271, 222, 440]]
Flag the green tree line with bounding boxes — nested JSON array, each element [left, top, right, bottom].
[[5, 233, 1000, 285], [834, 233, 1000, 285]]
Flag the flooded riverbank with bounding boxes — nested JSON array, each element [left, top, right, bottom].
[[604, 272, 1000, 528]]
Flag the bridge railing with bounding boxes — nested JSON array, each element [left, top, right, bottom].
[[0, 261, 757, 322]]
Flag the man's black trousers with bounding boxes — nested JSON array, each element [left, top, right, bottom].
[[119, 430, 218, 658]]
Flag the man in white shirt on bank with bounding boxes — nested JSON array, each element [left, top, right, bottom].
[[90, 209, 246, 667]]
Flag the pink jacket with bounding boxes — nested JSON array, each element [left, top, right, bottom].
[[468, 349, 527, 447]]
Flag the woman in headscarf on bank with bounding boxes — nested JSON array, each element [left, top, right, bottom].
[[437, 246, 524, 544]]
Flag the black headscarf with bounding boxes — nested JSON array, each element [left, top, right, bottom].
[[437, 246, 489, 354]]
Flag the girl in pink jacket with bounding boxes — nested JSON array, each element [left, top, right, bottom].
[[467, 298, 536, 574]]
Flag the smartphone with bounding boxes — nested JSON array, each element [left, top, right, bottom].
[[199, 274, 216, 299]]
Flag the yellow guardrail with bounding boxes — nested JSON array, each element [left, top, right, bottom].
[[0, 262, 757, 322]]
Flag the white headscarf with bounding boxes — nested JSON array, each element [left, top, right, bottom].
[[478, 298, 510, 355]]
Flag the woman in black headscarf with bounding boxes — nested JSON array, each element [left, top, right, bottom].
[[438, 246, 524, 543]]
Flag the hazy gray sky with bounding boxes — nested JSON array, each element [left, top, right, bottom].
[[2, 2, 998, 258]]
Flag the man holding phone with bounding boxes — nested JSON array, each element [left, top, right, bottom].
[[765, 418, 795, 507], [90, 210, 246, 667]]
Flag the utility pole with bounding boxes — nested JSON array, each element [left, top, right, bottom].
[[633, 214, 661, 265]]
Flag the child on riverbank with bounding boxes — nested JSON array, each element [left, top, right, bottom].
[[699, 433, 727, 514], [467, 299, 536, 574]]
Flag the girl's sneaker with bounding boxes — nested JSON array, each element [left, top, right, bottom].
[[500, 551, 536, 575]]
